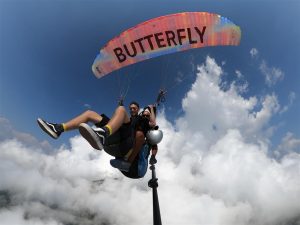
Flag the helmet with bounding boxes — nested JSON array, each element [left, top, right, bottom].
[[146, 130, 163, 145]]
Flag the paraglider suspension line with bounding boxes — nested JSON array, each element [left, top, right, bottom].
[[155, 89, 167, 107]]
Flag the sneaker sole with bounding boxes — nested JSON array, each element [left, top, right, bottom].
[[79, 123, 103, 150], [37, 118, 58, 139]]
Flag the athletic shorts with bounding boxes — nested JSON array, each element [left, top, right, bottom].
[[95, 114, 133, 157]]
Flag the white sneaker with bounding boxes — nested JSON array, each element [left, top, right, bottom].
[[79, 123, 105, 150]]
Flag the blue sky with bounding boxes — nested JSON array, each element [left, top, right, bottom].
[[1, 1, 300, 224]]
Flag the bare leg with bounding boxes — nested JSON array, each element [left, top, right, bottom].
[[64, 110, 103, 131], [128, 130, 145, 163], [106, 106, 130, 134]]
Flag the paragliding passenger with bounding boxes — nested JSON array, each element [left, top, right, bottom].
[[37, 102, 159, 178]]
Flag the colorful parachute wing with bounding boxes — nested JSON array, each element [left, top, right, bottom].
[[92, 12, 241, 78]]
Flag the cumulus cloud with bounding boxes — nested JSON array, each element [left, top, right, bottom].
[[260, 60, 285, 87], [0, 134, 147, 225], [158, 128, 300, 225], [1, 56, 300, 225], [177, 57, 281, 147], [275, 132, 300, 157], [0, 117, 51, 152]]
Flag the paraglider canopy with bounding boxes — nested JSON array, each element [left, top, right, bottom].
[[92, 12, 241, 78]]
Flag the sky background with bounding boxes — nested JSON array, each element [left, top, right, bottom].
[[0, 1, 300, 225]]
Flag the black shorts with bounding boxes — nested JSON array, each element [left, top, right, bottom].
[[95, 114, 133, 157]]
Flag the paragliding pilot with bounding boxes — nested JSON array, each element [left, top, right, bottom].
[[37, 101, 162, 178]]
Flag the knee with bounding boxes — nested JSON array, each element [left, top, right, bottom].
[[117, 105, 126, 111], [84, 110, 95, 116], [116, 106, 127, 114], [84, 110, 99, 120]]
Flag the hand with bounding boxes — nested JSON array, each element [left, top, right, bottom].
[[149, 120, 156, 127], [150, 155, 157, 164], [152, 144, 158, 151]]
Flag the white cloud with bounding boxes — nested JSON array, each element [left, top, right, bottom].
[[250, 48, 259, 58], [1, 56, 300, 225], [83, 103, 92, 109], [260, 60, 285, 87], [0, 117, 51, 152], [275, 132, 300, 157], [177, 57, 280, 146], [249, 49, 285, 88], [280, 91, 296, 114], [233, 70, 249, 93], [235, 70, 243, 79], [0, 136, 140, 225], [289, 91, 296, 103]]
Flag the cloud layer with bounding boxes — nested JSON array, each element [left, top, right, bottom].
[[1, 56, 300, 225]]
